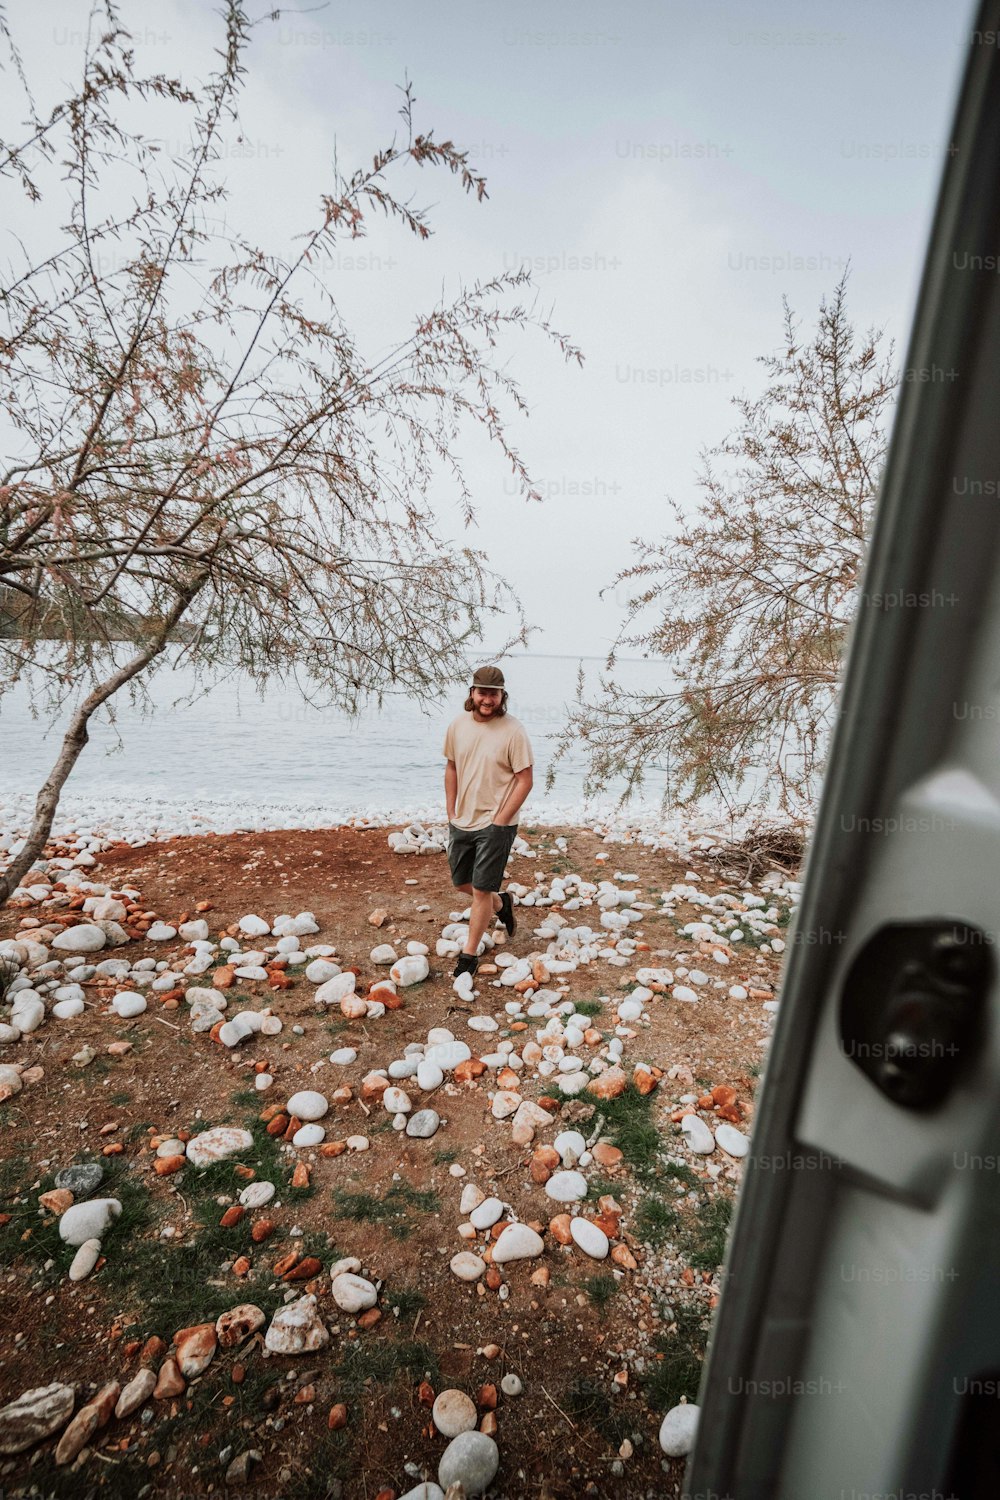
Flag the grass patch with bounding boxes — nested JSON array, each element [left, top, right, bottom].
[[643, 1300, 711, 1411], [584, 1274, 619, 1311], [333, 1182, 440, 1241], [230, 1087, 261, 1108], [432, 1147, 458, 1165], [634, 1192, 681, 1249], [0, 1155, 154, 1285], [278, 1431, 352, 1499], [684, 1194, 733, 1272], [570, 998, 604, 1017], [585, 1175, 619, 1202], [662, 1158, 702, 1192], [562, 1375, 634, 1448], [384, 1285, 427, 1320], [333, 1338, 439, 1397], [596, 1085, 661, 1179]]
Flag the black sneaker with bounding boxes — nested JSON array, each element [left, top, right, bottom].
[[497, 890, 517, 938], [453, 952, 479, 979]]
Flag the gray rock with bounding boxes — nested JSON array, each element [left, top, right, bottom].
[[0, 1383, 75, 1455], [437, 1431, 500, 1495], [54, 1162, 104, 1197], [406, 1108, 441, 1139], [225, 1449, 262, 1486]]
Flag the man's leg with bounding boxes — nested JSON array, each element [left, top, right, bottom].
[[462, 887, 501, 956]]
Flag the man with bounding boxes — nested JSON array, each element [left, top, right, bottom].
[[443, 664, 533, 980]]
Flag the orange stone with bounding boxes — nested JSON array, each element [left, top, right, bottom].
[[154, 1154, 185, 1176], [213, 966, 235, 990], [712, 1084, 738, 1108], [587, 1066, 628, 1101], [591, 1143, 623, 1168], [284, 1256, 323, 1281], [454, 1058, 486, 1082], [537, 1096, 560, 1114], [39, 1189, 74, 1216], [283, 1115, 303, 1142], [497, 1067, 520, 1090], [549, 1214, 573, 1245], [479, 1383, 498, 1409], [259, 1103, 286, 1122], [273, 1251, 300, 1277], [480, 1411, 498, 1437], [611, 1244, 639, 1271], [417, 1381, 435, 1407], [232, 1256, 251, 1277], [291, 1162, 310, 1189], [232, 1363, 246, 1383], [102, 1143, 124, 1157], [697, 1093, 715, 1110], [251, 1219, 275, 1243], [153, 1357, 185, 1399], [141, 1336, 167, 1366], [219, 1206, 245, 1228], [633, 1067, 658, 1096], [328, 1402, 348, 1431], [266, 1114, 290, 1137], [485, 1267, 503, 1291], [294, 1384, 316, 1404], [320, 1141, 347, 1158], [234, 1164, 256, 1180], [356, 1308, 382, 1329]]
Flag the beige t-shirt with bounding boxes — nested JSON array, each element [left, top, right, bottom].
[[443, 712, 533, 831]]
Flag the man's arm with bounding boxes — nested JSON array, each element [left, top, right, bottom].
[[494, 766, 533, 825], [444, 759, 458, 822]]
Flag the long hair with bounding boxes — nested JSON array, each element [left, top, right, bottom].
[[464, 690, 509, 716]]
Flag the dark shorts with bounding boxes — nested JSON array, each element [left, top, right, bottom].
[[447, 821, 518, 892]]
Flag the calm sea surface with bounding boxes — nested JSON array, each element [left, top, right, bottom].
[[0, 652, 675, 820]]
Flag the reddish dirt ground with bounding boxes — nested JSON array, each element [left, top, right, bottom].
[[0, 823, 786, 1498]]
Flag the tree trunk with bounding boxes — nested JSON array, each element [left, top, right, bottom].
[[0, 573, 207, 909]]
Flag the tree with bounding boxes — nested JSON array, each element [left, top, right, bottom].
[[0, 4, 581, 906], [548, 274, 895, 821]]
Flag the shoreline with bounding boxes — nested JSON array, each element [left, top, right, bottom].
[[0, 791, 772, 859]]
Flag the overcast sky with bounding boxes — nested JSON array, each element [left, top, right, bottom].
[[12, 0, 974, 658]]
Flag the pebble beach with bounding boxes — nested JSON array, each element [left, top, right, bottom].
[[0, 803, 796, 1498]]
